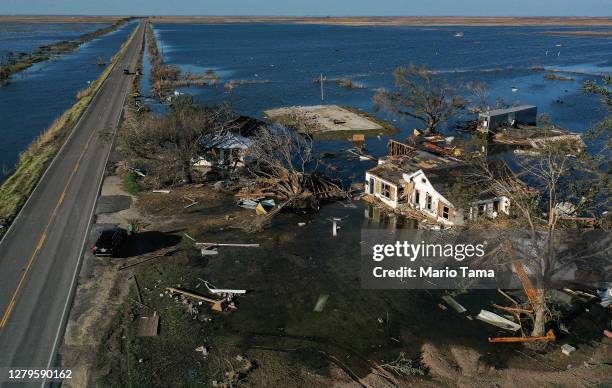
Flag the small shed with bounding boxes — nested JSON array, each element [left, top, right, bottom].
[[478, 105, 537, 133]]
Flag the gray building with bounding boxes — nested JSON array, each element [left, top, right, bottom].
[[478, 105, 537, 133]]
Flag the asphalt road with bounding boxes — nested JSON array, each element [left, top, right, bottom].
[[0, 20, 144, 385]]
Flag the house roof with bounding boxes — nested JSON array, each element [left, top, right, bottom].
[[202, 132, 252, 149], [367, 164, 405, 185], [228, 115, 266, 136], [479, 105, 536, 118], [380, 149, 459, 173]]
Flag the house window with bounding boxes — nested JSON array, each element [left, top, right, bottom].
[[426, 194, 432, 210], [442, 206, 450, 219], [415, 190, 420, 205], [478, 204, 486, 215], [493, 200, 500, 212], [381, 183, 391, 199], [421, 178, 427, 184]]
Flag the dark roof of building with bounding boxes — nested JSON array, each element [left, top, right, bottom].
[[228, 115, 266, 137]]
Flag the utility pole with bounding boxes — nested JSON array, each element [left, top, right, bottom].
[[320, 73, 324, 101]]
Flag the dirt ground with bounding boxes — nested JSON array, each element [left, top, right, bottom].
[[265, 105, 384, 134], [58, 176, 259, 387]]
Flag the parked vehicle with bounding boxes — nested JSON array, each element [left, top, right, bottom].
[[91, 228, 126, 257]]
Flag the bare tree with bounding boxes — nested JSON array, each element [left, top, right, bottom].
[[465, 81, 490, 113], [374, 63, 464, 135], [469, 123, 610, 337], [243, 125, 346, 223], [122, 96, 236, 185]]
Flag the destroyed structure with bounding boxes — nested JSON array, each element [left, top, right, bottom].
[[364, 140, 510, 226], [477, 105, 538, 133], [194, 116, 264, 169], [477, 105, 584, 151]]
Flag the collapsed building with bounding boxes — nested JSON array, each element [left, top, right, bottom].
[[364, 140, 510, 226], [477, 105, 538, 133], [194, 116, 264, 169], [477, 105, 584, 151]]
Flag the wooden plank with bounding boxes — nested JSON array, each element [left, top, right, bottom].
[[117, 247, 178, 271], [137, 312, 159, 337], [166, 287, 226, 312]]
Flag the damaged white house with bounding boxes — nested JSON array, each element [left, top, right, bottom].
[[364, 141, 511, 226]]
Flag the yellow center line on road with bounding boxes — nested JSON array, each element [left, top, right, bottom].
[[0, 127, 98, 330]]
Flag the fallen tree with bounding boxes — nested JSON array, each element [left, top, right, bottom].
[[240, 125, 347, 229]]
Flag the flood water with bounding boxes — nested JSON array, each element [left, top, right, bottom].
[[154, 24, 609, 132], [0, 21, 138, 181], [0, 22, 109, 59], [149, 22, 611, 193]]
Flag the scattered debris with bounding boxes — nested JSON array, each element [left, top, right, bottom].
[[564, 288, 597, 299], [476, 309, 521, 331], [598, 288, 612, 307], [238, 199, 258, 209], [489, 329, 555, 343], [561, 344, 576, 356], [313, 294, 329, 312], [238, 198, 276, 211], [347, 147, 376, 161], [183, 196, 198, 208], [202, 280, 246, 296], [352, 133, 365, 149], [136, 312, 159, 337], [195, 241, 260, 257], [195, 345, 209, 357], [255, 202, 268, 215], [442, 295, 467, 313], [117, 247, 178, 271], [166, 287, 228, 312], [438, 303, 448, 311], [152, 189, 171, 194], [381, 352, 427, 376], [332, 219, 339, 236]]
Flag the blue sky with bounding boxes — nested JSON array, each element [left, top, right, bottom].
[[1, 0, 610, 16]]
